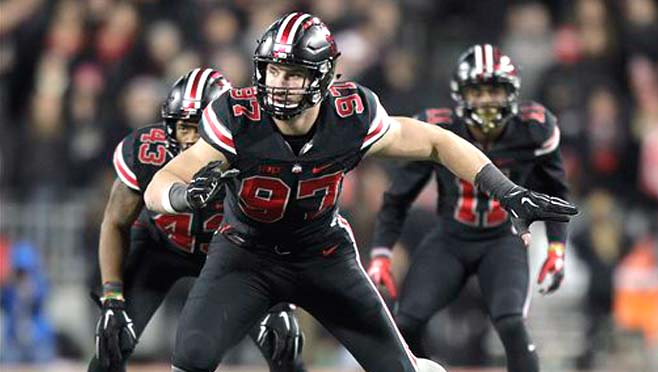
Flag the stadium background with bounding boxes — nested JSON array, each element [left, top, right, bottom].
[[1, 0, 657, 371]]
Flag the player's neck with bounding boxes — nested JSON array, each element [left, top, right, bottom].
[[272, 104, 321, 136], [468, 125, 505, 148]]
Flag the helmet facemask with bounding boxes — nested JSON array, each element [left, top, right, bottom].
[[162, 105, 201, 155], [457, 82, 518, 134], [254, 59, 335, 120]]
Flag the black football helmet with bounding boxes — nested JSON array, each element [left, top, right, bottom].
[[162, 68, 231, 154], [253, 12, 340, 119], [450, 44, 520, 133]]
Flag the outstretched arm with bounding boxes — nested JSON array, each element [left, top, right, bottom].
[[368, 116, 578, 244], [367, 116, 490, 182]]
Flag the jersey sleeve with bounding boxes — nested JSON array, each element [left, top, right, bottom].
[[199, 91, 238, 164], [414, 107, 454, 127], [522, 103, 570, 244], [112, 132, 140, 192], [527, 147, 570, 244], [357, 84, 393, 153], [519, 102, 561, 157], [370, 160, 434, 256]]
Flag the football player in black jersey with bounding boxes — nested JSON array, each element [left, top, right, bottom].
[[90, 68, 306, 372], [367, 44, 570, 372], [144, 14, 577, 372]]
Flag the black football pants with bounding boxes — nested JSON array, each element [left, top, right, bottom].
[[394, 226, 538, 372], [172, 216, 418, 372]]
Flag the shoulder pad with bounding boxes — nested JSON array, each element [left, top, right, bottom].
[[332, 82, 391, 151], [112, 131, 140, 191], [518, 102, 560, 156], [415, 107, 454, 127], [199, 88, 239, 162]]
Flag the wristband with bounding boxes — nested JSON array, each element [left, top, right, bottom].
[[370, 247, 393, 258], [161, 182, 189, 213], [101, 281, 124, 302], [474, 163, 517, 201], [548, 242, 565, 255]]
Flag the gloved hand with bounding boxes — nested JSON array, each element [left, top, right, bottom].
[[538, 242, 565, 295], [367, 254, 398, 300], [93, 297, 137, 369], [186, 161, 239, 209], [499, 186, 577, 245], [255, 303, 304, 366]]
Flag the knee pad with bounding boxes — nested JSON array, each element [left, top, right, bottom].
[[172, 330, 220, 372], [395, 313, 428, 357], [416, 358, 447, 372], [493, 314, 531, 350]]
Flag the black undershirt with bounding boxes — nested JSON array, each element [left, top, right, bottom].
[[278, 125, 317, 156]]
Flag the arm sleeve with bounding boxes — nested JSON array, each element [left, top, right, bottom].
[[370, 161, 435, 256]]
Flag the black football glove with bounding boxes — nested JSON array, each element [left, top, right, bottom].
[[255, 303, 304, 366], [186, 161, 239, 209], [500, 186, 578, 237], [94, 298, 137, 369]]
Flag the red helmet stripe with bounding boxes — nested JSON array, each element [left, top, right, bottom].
[[276, 13, 302, 44], [192, 68, 213, 108], [286, 14, 312, 46], [184, 68, 201, 109]]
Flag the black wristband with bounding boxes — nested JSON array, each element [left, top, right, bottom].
[[474, 163, 517, 201], [169, 182, 191, 212]]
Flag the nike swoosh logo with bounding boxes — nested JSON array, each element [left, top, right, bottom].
[[312, 163, 333, 174], [104, 310, 114, 329], [322, 245, 338, 257], [521, 197, 539, 208]]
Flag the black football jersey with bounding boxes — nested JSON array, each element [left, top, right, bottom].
[[199, 82, 391, 245], [113, 124, 225, 256], [371, 102, 570, 246]]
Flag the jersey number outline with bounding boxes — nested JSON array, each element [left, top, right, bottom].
[[454, 179, 508, 227], [231, 87, 261, 121], [238, 173, 343, 223], [153, 211, 223, 253], [138, 128, 167, 166], [329, 82, 364, 118]]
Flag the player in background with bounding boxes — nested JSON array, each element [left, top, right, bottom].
[[89, 68, 305, 372], [143, 13, 577, 372], [367, 44, 570, 372]]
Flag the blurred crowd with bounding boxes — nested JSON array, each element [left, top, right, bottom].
[[1, 0, 657, 370]]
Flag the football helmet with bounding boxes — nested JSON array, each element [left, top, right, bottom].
[[450, 44, 520, 133], [161, 68, 231, 154], [253, 12, 340, 119]]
